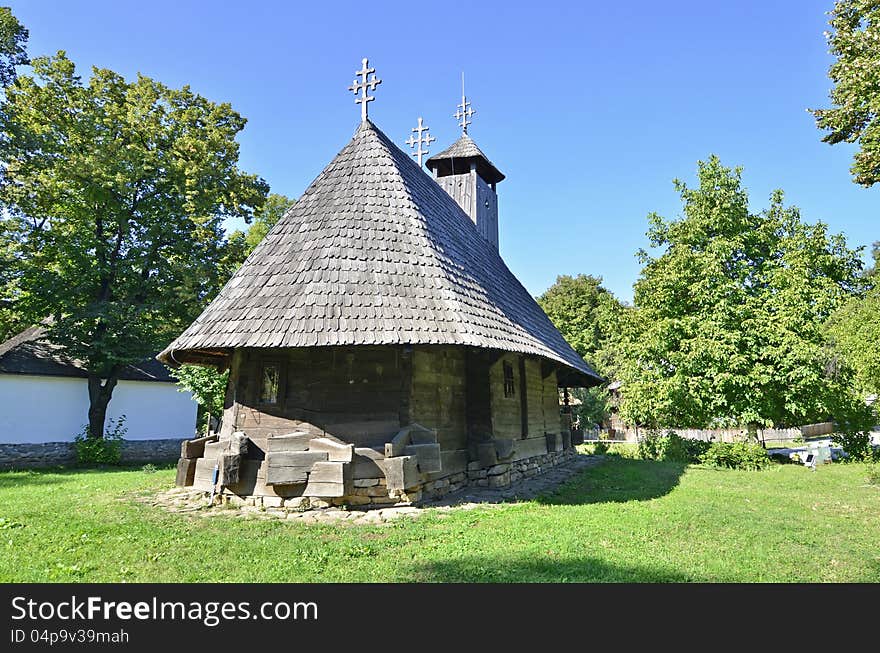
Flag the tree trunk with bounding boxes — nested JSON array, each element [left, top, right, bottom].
[[87, 373, 119, 439], [746, 421, 759, 443]]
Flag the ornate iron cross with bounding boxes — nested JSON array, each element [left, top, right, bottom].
[[453, 72, 475, 134], [406, 117, 435, 167], [349, 57, 382, 122]]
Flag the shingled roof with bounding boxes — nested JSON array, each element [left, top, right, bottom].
[[1, 325, 174, 382], [425, 134, 505, 184], [158, 120, 600, 386]]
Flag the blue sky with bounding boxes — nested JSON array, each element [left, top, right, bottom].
[[11, 0, 878, 302]]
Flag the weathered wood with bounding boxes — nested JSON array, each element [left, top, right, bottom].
[[266, 451, 328, 467], [477, 441, 498, 467], [203, 440, 227, 460], [494, 438, 515, 460], [385, 427, 412, 458], [384, 455, 420, 491], [404, 443, 442, 473], [225, 432, 249, 455], [218, 452, 241, 486], [352, 447, 385, 479], [308, 437, 354, 462], [265, 451, 328, 486], [509, 436, 550, 462], [545, 432, 559, 453], [409, 423, 437, 445], [181, 434, 218, 459], [307, 461, 350, 484], [424, 449, 468, 483], [175, 458, 197, 486], [561, 430, 572, 450], [193, 458, 219, 492], [302, 481, 347, 498], [266, 432, 311, 452]]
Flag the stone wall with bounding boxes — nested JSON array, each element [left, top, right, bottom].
[[215, 444, 579, 510], [0, 438, 187, 470]]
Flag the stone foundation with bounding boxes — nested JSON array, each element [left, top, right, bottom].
[[0, 438, 188, 470], [212, 446, 579, 510]]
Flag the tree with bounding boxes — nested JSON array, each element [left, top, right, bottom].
[[537, 274, 627, 427], [812, 1, 880, 186], [618, 156, 873, 437], [826, 286, 880, 397], [171, 364, 229, 435], [0, 6, 27, 88], [0, 7, 28, 341], [175, 192, 293, 431], [0, 52, 268, 439], [220, 192, 293, 278]]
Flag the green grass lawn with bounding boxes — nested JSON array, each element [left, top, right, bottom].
[[1, 457, 878, 582]]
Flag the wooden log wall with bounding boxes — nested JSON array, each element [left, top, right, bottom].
[[410, 346, 467, 451], [230, 346, 405, 456]]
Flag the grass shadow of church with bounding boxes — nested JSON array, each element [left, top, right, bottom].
[[407, 552, 700, 582], [534, 457, 687, 506]]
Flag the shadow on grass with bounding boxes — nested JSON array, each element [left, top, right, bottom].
[[537, 456, 687, 506], [409, 552, 700, 582], [0, 463, 173, 489]]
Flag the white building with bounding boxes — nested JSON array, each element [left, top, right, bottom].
[[0, 325, 197, 444]]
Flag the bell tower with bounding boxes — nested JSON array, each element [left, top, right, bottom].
[[425, 83, 505, 250]]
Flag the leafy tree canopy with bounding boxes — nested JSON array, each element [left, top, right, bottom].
[[826, 285, 880, 397], [0, 52, 268, 437], [538, 274, 628, 428], [618, 156, 872, 434], [220, 192, 294, 280], [0, 6, 27, 88], [812, 0, 880, 186]]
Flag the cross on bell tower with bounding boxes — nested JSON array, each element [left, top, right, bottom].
[[348, 57, 381, 122], [406, 117, 435, 167], [453, 72, 475, 134]]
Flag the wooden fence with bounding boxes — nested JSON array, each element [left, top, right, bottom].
[[607, 422, 835, 443]]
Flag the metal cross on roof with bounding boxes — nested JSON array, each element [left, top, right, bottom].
[[453, 72, 475, 134], [406, 117, 435, 167], [349, 57, 382, 122]]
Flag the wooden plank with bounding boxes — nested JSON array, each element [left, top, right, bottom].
[[307, 461, 350, 484], [265, 451, 328, 486], [308, 437, 354, 462], [302, 481, 347, 498], [175, 458, 197, 487], [494, 438, 515, 460], [181, 434, 218, 459], [478, 441, 497, 467], [404, 443, 441, 473], [203, 440, 227, 460], [384, 427, 412, 458], [352, 447, 385, 479], [409, 423, 437, 445], [266, 451, 328, 467], [266, 433, 311, 452], [545, 432, 559, 453], [218, 453, 241, 486], [193, 458, 219, 492], [424, 449, 468, 483], [384, 455, 420, 491], [509, 436, 549, 463]]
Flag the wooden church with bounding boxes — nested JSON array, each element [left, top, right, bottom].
[[159, 59, 601, 508]]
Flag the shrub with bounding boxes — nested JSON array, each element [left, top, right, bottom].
[[698, 441, 770, 471], [866, 464, 880, 486], [141, 464, 157, 474], [637, 431, 709, 463], [832, 431, 874, 462], [74, 415, 127, 465], [593, 440, 610, 455]]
